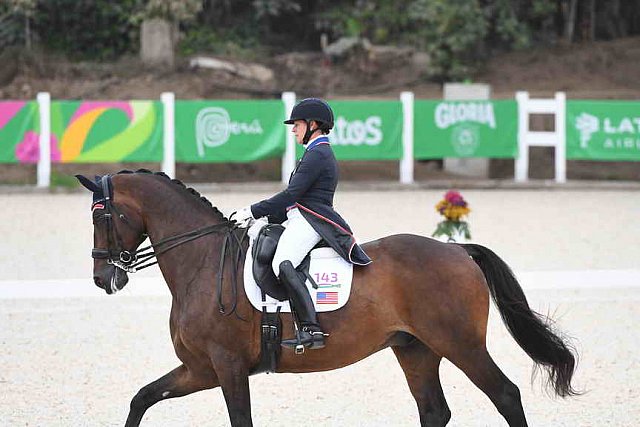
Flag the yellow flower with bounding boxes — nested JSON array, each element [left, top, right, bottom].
[[434, 195, 470, 221]]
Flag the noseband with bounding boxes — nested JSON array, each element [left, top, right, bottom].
[[91, 175, 239, 274]]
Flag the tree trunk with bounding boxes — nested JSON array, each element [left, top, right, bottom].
[[589, 0, 596, 41], [564, 0, 578, 42], [24, 14, 31, 50]]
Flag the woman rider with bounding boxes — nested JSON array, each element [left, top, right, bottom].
[[231, 98, 372, 351]]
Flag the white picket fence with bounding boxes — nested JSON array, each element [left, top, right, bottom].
[[31, 91, 564, 187]]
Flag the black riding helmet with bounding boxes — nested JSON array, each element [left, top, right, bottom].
[[284, 98, 334, 144]]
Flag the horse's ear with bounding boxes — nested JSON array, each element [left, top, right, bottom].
[[75, 174, 100, 193]]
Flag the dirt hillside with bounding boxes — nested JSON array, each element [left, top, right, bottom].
[[2, 37, 640, 101], [1, 37, 639, 184]]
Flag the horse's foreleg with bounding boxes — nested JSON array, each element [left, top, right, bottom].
[[392, 340, 451, 427], [210, 349, 253, 427], [124, 364, 218, 427]]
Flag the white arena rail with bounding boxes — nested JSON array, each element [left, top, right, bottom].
[[30, 91, 570, 187]]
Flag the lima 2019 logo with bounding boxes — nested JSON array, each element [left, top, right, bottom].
[[196, 107, 263, 157]]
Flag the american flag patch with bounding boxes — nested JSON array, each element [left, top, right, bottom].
[[92, 203, 105, 212], [316, 291, 338, 304]]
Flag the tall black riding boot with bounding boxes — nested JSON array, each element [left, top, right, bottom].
[[278, 260, 326, 352]]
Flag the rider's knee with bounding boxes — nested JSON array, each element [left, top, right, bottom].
[[279, 260, 294, 274], [273, 258, 294, 277]]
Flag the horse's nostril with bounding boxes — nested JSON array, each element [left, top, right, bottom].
[[94, 276, 103, 288]]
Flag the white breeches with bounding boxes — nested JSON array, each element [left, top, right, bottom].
[[272, 207, 322, 276]]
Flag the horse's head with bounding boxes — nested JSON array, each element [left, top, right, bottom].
[[76, 174, 147, 294]]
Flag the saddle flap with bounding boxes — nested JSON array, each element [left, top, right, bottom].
[[251, 224, 288, 301]]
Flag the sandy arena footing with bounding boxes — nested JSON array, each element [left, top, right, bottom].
[[1, 188, 639, 426]]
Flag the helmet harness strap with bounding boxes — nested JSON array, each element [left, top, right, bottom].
[[303, 119, 319, 145]]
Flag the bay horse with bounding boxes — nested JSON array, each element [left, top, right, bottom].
[[76, 170, 578, 427]]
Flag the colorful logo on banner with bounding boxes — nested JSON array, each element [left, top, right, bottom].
[[0, 102, 26, 130], [414, 100, 517, 159], [196, 106, 264, 156], [16, 130, 61, 163], [567, 101, 640, 160], [0, 101, 162, 163], [0, 101, 41, 163], [54, 101, 162, 163]]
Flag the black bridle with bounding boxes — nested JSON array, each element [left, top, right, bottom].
[[91, 175, 248, 315], [91, 175, 140, 272]]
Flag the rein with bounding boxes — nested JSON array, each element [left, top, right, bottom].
[[91, 175, 249, 316], [216, 227, 249, 316], [92, 221, 239, 273]]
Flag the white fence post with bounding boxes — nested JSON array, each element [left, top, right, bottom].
[[400, 91, 414, 184], [515, 91, 529, 182], [161, 92, 176, 179], [554, 92, 567, 183], [515, 91, 566, 183], [36, 92, 51, 188], [281, 91, 296, 184]]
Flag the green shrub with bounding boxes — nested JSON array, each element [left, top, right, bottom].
[[178, 26, 262, 59], [34, 0, 138, 60]]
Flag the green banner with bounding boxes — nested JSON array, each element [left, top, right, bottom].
[[0, 101, 39, 163], [567, 100, 640, 161], [414, 100, 518, 159], [175, 100, 285, 162], [314, 100, 402, 160]]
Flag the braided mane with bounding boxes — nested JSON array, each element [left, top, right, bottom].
[[117, 169, 227, 221]]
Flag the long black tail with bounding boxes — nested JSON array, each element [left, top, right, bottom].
[[461, 243, 579, 397]]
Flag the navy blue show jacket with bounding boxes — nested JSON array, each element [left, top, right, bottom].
[[250, 140, 372, 266]]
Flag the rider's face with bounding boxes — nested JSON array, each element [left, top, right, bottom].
[[292, 120, 317, 145], [292, 120, 307, 144]]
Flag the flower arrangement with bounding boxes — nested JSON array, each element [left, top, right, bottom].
[[432, 190, 471, 242]]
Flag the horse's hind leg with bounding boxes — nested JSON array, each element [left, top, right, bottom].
[[125, 364, 217, 427], [392, 340, 451, 427], [450, 346, 527, 427]]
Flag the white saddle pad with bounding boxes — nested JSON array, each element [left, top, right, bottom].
[[243, 241, 353, 313]]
